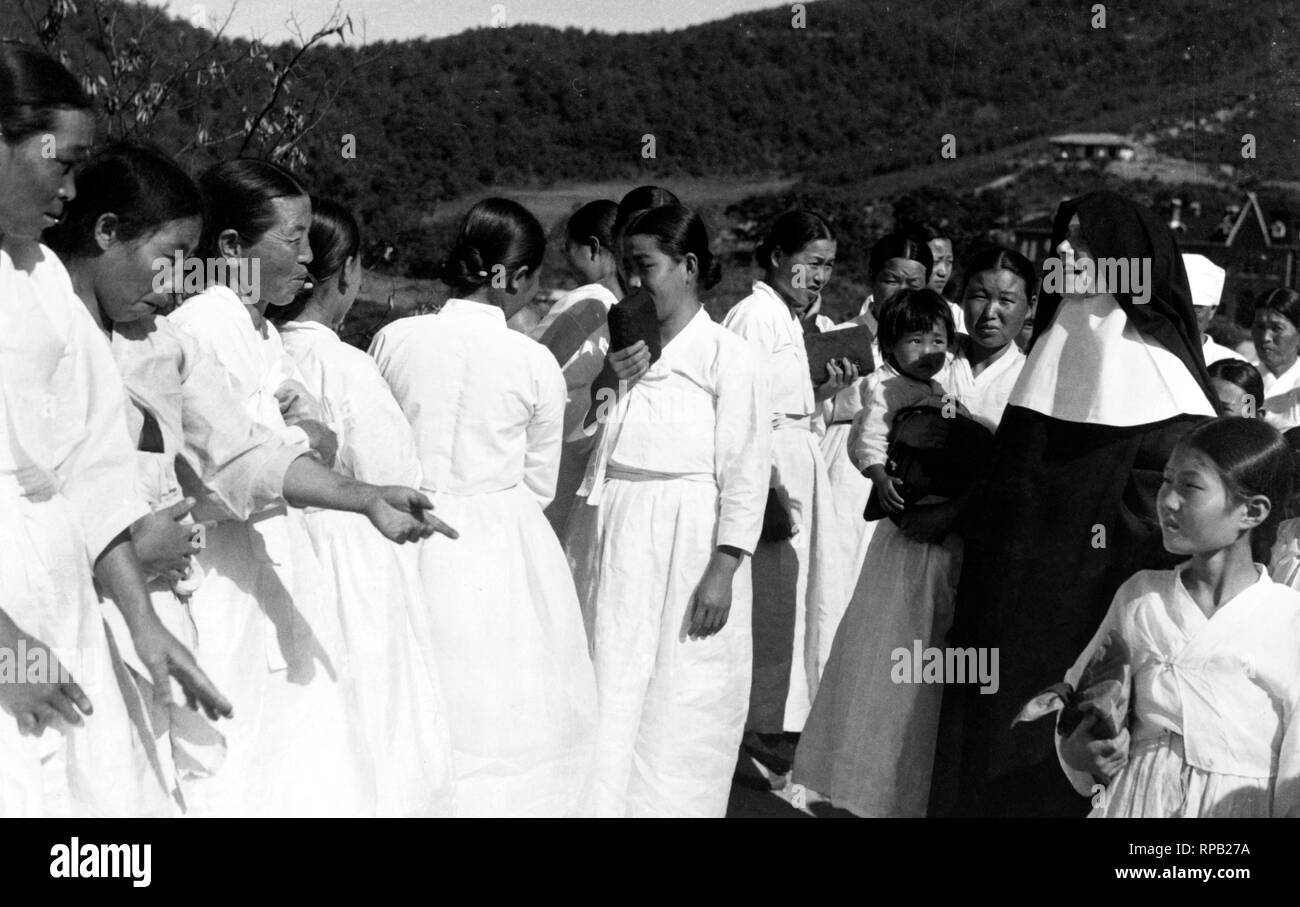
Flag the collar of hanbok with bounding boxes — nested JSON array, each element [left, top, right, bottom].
[[280, 319, 340, 342], [751, 280, 800, 323], [1263, 357, 1300, 395], [1169, 561, 1271, 632], [189, 282, 275, 339], [441, 297, 506, 325]]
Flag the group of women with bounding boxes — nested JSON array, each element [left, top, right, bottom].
[[5, 40, 1299, 819]]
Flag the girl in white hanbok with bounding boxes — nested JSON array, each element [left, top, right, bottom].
[[272, 198, 454, 816], [566, 205, 770, 816], [1060, 417, 1300, 817], [0, 46, 229, 817], [722, 211, 856, 777], [797, 250, 1034, 816], [168, 159, 449, 817], [371, 198, 596, 817]]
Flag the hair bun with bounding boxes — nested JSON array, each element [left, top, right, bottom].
[[439, 242, 489, 291]]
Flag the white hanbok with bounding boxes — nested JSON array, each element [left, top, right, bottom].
[[169, 286, 374, 817], [0, 238, 162, 817], [371, 298, 596, 817], [1262, 358, 1300, 431], [722, 280, 839, 733], [1060, 566, 1300, 817], [279, 319, 455, 817], [566, 308, 769, 816]]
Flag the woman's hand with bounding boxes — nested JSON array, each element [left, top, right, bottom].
[[1059, 713, 1130, 783], [866, 464, 905, 514], [362, 487, 459, 543], [686, 547, 742, 639], [814, 357, 859, 401], [128, 614, 234, 721], [608, 340, 652, 388], [296, 419, 339, 468], [131, 498, 206, 582], [0, 620, 93, 735], [898, 499, 959, 544]]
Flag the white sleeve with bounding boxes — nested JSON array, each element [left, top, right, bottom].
[[524, 352, 566, 509]]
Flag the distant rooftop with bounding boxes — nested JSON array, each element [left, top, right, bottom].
[[1049, 133, 1134, 146]]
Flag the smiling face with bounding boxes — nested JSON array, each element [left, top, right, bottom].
[[625, 233, 693, 320], [1252, 307, 1300, 376], [769, 238, 836, 315], [1157, 445, 1260, 556], [871, 257, 928, 310], [96, 215, 204, 324], [927, 238, 953, 293], [235, 195, 313, 307], [962, 267, 1032, 352], [889, 318, 949, 382], [0, 108, 95, 240]]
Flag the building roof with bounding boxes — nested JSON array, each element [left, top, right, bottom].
[[1048, 133, 1134, 147]]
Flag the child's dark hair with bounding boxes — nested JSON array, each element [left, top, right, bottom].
[[566, 200, 618, 250], [1176, 417, 1294, 562], [623, 204, 722, 291], [876, 287, 955, 353], [270, 197, 362, 324], [440, 197, 546, 296], [1208, 359, 1265, 417], [869, 231, 934, 280], [753, 210, 835, 271], [45, 143, 204, 258]]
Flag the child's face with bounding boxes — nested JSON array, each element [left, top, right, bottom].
[[1157, 446, 1257, 556], [1210, 378, 1257, 418], [890, 319, 948, 381]]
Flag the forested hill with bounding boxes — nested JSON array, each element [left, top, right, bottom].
[[3, 0, 1294, 241]]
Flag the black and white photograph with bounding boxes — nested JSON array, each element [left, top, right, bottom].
[[0, 0, 1297, 888]]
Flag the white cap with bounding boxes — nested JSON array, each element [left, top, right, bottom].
[[1182, 253, 1225, 308]]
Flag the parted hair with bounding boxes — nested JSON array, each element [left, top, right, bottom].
[[869, 230, 934, 280], [623, 203, 722, 291], [0, 42, 91, 144], [1255, 287, 1300, 332], [439, 197, 546, 295], [957, 244, 1038, 303]]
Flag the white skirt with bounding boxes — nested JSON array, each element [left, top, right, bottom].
[[179, 507, 376, 817], [568, 474, 752, 817], [0, 487, 167, 817], [417, 485, 596, 817]]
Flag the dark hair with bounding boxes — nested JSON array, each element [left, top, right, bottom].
[[45, 143, 204, 257], [566, 199, 618, 250], [440, 197, 546, 295], [1174, 417, 1294, 562], [197, 158, 307, 258], [754, 210, 835, 271], [1208, 359, 1265, 415], [957, 245, 1038, 304], [0, 42, 91, 144], [1254, 287, 1300, 332], [876, 287, 954, 352], [270, 197, 362, 324], [907, 223, 951, 246], [869, 231, 934, 280], [612, 185, 680, 243], [623, 204, 722, 291]]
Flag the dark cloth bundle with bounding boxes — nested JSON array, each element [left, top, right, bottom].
[[1011, 626, 1131, 741], [863, 404, 995, 522], [804, 325, 874, 385], [606, 288, 662, 365]]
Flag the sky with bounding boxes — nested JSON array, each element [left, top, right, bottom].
[[143, 0, 802, 44]]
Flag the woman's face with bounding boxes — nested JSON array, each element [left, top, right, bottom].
[[1252, 308, 1300, 376], [625, 233, 691, 320], [769, 238, 836, 316], [0, 108, 95, 240], [962, 268, 1032, 351], [927, 238, 953, 293], [236, 195, 313, 307], [870, 257, 928, 310], [1157, 446, 1258, 556], [97, 215, 203, 324]]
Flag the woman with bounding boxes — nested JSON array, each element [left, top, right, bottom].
[[271, 198, 455, 817], [721, 210, 855, 779], [567, 204, 769, 816], [0, 44, 229, 817], [371, 198, 596, 817], [912, 223, 961, 331], [939, 191, 1217, 818], [796, 247, 1033, 817], [1253, 288, 1300, 430], [167, 158, 447, 817]]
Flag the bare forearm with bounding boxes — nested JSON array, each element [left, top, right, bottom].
[[281, 454, 378, 513], [93, 531, 159, 634]]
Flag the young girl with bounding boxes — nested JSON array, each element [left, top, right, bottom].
[[529, 199, 622, 534], [566, 205, 769, 817], [0, 45, 229, 817], [370, 198, 596, 817], [1060, 417, 1300, 817], [272, 198, 455, 817], [722, 210, 855, 781]]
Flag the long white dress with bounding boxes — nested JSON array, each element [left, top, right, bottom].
[[278, 319, 455, 816], [1059, 566, 1300, 817], [565, 308, 770, 816], [0, 237, 164, 817], [794, 345, 1025, 816], [722, 280, 840, 733], [370, 298, 596, 817], [168, 286, 375, 817], [528, 283, 619, 535]]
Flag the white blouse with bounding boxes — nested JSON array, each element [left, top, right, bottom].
[[1262, 358, 1300, 431], [722, 280, 815, 418]]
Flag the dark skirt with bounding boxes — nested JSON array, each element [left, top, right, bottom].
[[929, 406, 1206, 817]]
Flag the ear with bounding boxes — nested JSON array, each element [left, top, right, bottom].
[[337, 254, 359, 293], [681, 252, 699, 285], [92, 213, 120, 252], [585, 236, 602, 262], [1026, 292, 1038, 314], [507, 265, 532, 294], [1241, 494, 1272, 531], [217, 228, 243, 260]]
